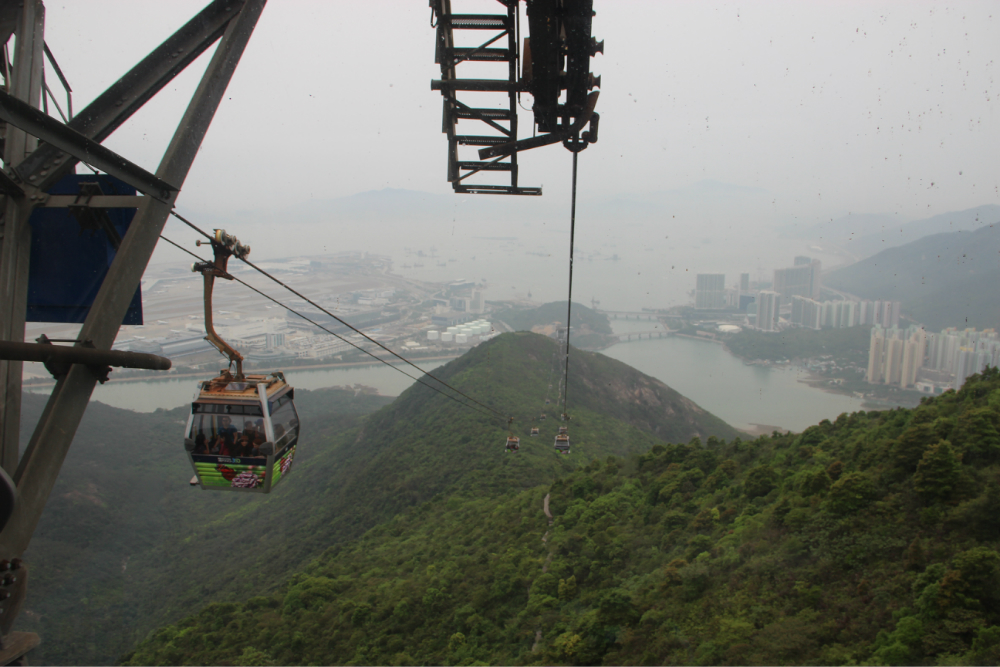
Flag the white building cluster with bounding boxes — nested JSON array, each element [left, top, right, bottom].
[[867, 325, 1000, 392], [791, 297, 901, 330], [427, 320, 496, 345]]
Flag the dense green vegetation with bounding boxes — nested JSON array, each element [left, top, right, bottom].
[[126, 367, 1000, 665], [492, 301, 614, 349], [127, 369, 1000, 664], [16, 386, 394, 665], [824, 225, 1000, 331], [19, 332, 733, 664], [724, 325, 872, 365]]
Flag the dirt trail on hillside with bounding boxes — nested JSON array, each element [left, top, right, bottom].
[[532, 493, 556, 654]]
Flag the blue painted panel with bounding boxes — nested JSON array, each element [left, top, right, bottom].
[[26, 175, 143, 324]]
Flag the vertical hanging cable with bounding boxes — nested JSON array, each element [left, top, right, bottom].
[[562, 147, 579, 419]]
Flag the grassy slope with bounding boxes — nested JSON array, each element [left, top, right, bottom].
[[127, 369, 1000, 666]]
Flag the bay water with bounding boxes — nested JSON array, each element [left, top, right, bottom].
[[25, 322, 866, 433]]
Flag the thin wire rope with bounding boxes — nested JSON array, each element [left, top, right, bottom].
[[157, 234, 500, 422], [171, 210, 508, 419], [562, 148, 579, 419], [166, 210, 506, 420]]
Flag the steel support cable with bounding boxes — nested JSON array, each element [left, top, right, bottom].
[[561, 149, 579, 419], [157, 235, 500, 422], [167, 210, 507, 420]]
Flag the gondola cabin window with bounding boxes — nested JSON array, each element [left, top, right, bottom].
[[268, 394, 299, 449]]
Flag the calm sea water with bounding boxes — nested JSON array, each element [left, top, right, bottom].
[[24, 361, 445, 414], [601, 321, 865, 432], [25, 323, 867, 433]]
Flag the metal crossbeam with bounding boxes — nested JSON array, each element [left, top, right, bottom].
[[0, 4, 267, 650], [4, 0, 267, 559], [0, 89, 178, 200], [0, 341, 171, 372], [17, 0, 245, 192]]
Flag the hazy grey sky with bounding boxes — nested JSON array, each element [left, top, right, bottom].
[[42, 0, 999, 226]]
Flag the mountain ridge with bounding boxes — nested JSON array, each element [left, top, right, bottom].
[[17, 332, 735, 664], [824, 224, 1000, 330], [125, 369, 1000, 666]]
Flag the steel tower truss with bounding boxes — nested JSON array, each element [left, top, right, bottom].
[[430, 0, 602, 196], [0, 1, 265, 659]]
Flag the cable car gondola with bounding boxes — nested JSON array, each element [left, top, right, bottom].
[[182, 229, 300, 493], [555, 432, 571, 454], [530, 427, 539, 436], [185, 371, 299, 492], [505, 435, 520, 452]]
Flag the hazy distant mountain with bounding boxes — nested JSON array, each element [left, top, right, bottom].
[[850, 205, 1000, 256], [221, 181, 777, 232], [790, 205, 1000, 259], [587, 180, 774, 224], [237, 187, 562, 227], [784, 212, 897, 244], [824, 224, 1000, 330]]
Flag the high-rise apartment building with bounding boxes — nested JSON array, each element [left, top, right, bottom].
[[695, 273, 727, 309], [790, 295, 822, 329], [773, 259, 821, 301], [900, 330, 928, 388], [867, 327, 886, 383], [868, 325, 927, 387], [883, 337, 904, 385], [756, 291, 781, 331], [740, 273, 750, 292]]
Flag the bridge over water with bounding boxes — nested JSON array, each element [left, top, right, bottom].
[[597, 310, 662, 321], [616, 329, 673, 342]]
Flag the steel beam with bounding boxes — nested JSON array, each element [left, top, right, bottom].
[[0, 0, 266, 560], [0, 0, 44, 477], [0, 341, 171, 371], [0, 89, 178, 200], [41, 195, 143, 208], [18, 0, 247, 193], [0, 170, 24, 197]]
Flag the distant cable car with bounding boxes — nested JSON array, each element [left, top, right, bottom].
[[530, 427, 539, 436], [555, 432, 570, 454], [540, 414, 547, 420], [185, 372, 299, 492], [545, 398, 551, 404], [183, 229, 300, 493], [558, 426, 568, 435], [505, 435, 520, 452]]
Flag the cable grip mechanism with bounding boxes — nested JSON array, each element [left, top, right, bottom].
[[191, 229, 250, 379]]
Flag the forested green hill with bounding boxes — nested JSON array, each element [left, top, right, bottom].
[[724, 325, 872, 365], [127, 369, 1000, 666], [492, 301, 613, 348], [16, 386, 394, 665], [19, 332, 732, 664]]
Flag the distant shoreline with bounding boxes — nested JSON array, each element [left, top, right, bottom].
[[23, 354, 464, 389]]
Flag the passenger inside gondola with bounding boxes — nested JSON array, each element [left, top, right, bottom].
[[193, 434, 209, 455], [218, 416, 238, 440], [216, 433, 234, 457]]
